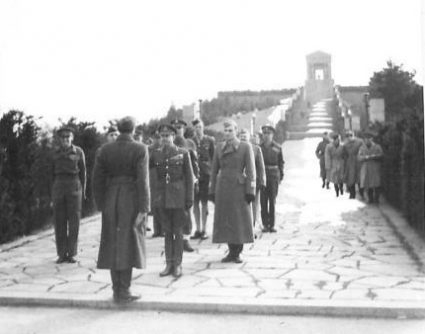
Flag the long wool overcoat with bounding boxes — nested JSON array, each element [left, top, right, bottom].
[[93, 134, 150, 270], [209, 138, 256, 244], [358, 142, 383, 189], [325, 143, 346, 184], [343, 138, 363, 186]]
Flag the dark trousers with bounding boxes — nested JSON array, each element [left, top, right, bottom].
[[110, 268, 132, 296], [367, 187, 380, 203], [52, 179, 82, 258], [334, 183, 344, 197], [260, 178, 279, 228], [157, 208, 185, 266], [347, 185, 356, 199], [152, 208, 163, 236], [228, 244, 243, 257]]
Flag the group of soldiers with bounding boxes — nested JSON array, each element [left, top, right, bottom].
[[49, 116, 284, 303], [315, 130, 383, 203]]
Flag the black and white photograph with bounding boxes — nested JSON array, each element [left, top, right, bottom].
[[0, 0, 424, 333]]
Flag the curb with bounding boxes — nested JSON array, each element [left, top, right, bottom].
[[1, 293, 425, 319]]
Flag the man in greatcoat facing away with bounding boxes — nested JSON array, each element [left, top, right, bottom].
[[93, 116, 150, 303], [209, 119, 256, 263], [150, 124, 194, 278], [315, 131, 330, 189]]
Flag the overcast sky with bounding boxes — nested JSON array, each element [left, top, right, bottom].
[[0, 0, 423, 128]]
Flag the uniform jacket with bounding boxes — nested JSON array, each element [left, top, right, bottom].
[[92, 134, 150, 270], [192, 135, 215, 177], [343, 138, 363, 186], [252, 144, 266, 189], [150, 144, 194, 209], [174, 135, 200, 180], [315, 138, 329, 179], [260, 141, 284, 181], [325, 142, 346, 184], [51, 144, 86, 193], [209, 138, 256, 244], [358, 142, 383, 188]]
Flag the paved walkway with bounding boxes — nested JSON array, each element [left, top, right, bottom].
[[1, 138, 425, 318]]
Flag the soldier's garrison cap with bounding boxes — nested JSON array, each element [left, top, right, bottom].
[[261, 125, 276, 133], [170, 119, 187, 127], [117, 116, 136, 133], [106, 125, 118, 134], [192, 118, 203, 126], [158, 124, 177, 134]]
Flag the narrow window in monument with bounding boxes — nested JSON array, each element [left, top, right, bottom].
[[315, 69, 324, 80]]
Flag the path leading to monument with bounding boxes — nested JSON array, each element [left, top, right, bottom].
[[1, 138, 425, 318]]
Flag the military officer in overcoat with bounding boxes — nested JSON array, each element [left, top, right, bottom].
[[191, 119, 215, 240], [209, 120, 256, 263], [150, 124, 194, 278], [148, 130, 163, 238], [93, 116, 150, 303], [260, 125, 284, 233], [50, 126, 86, 263], [171, 119, 199, 252]]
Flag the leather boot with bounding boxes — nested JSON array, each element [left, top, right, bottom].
[[339, 183, 344, 195], [183, 239, 194, 252], [334, 184, 339, 197], [173, 264, 183, 278], [110, 270, 120, 302], [118, 269, 140, 303], [368, 189, 374, 203], [159, 263, 174, 277]]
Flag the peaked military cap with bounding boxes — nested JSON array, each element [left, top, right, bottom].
[[261, 124, 275, 133], [158, 124, 177, 134], [170, 119, 187, 127], [57, 126, 74, 135]]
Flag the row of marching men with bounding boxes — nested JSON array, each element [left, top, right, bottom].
[[88, 116, 284, 303], [315, 130, 383, 203]]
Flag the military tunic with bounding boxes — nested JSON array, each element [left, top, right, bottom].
[[150, 144, 194, 266], [252, 144, 266, 226], [209, 138, 256, 244], [192, 135, 215, 202], [51, 144, 86, 258], [260, 141, 284, 229], [315, 138, 330, 180]]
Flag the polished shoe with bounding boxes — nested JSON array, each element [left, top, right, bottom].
[[173, 265, 183, 278], [221, 253, 234, 263], [200, 231, 209, 240], [262, 227, 270, 233], [190, 231, 202, 240], [233, 255, 243, 264], [183, 240, 194, 252], [159, 264, 174, 277], [269, 227, 277, 233], [56, 256, 67, 264], [67, 256, 77, 263], [117, 291, 141, 303]]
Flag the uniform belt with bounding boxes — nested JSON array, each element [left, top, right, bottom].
[[54, 174, 79, 180], [109, 176, 136, 184], [265, 165, 279, 170]]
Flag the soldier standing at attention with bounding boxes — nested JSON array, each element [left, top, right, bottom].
[[151, 124, 194, 278], [260, 125, 284, 233], [191, 119, 215, 240], [93, 116, 149, 303], [209, 120, 256, 263], [238, 129, 266, 231], [171, 119, 199, 252], [148, 130, 163, 238], [50, 126, 86, 263]]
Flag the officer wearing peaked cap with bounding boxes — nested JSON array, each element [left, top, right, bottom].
[[150, 123, 194, 278], [260, 124, 284, 233], [50, 125, 86, 264]]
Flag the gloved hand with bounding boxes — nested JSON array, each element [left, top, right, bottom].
[[208, 193, 215, 203], [185, 201, 193, 210], [245, 193, 255, 204]]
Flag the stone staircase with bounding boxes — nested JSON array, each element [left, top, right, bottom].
[[286, 97, 334, 139]]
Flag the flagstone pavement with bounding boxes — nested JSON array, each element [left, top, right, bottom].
[[1, 138, 424, 317]]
